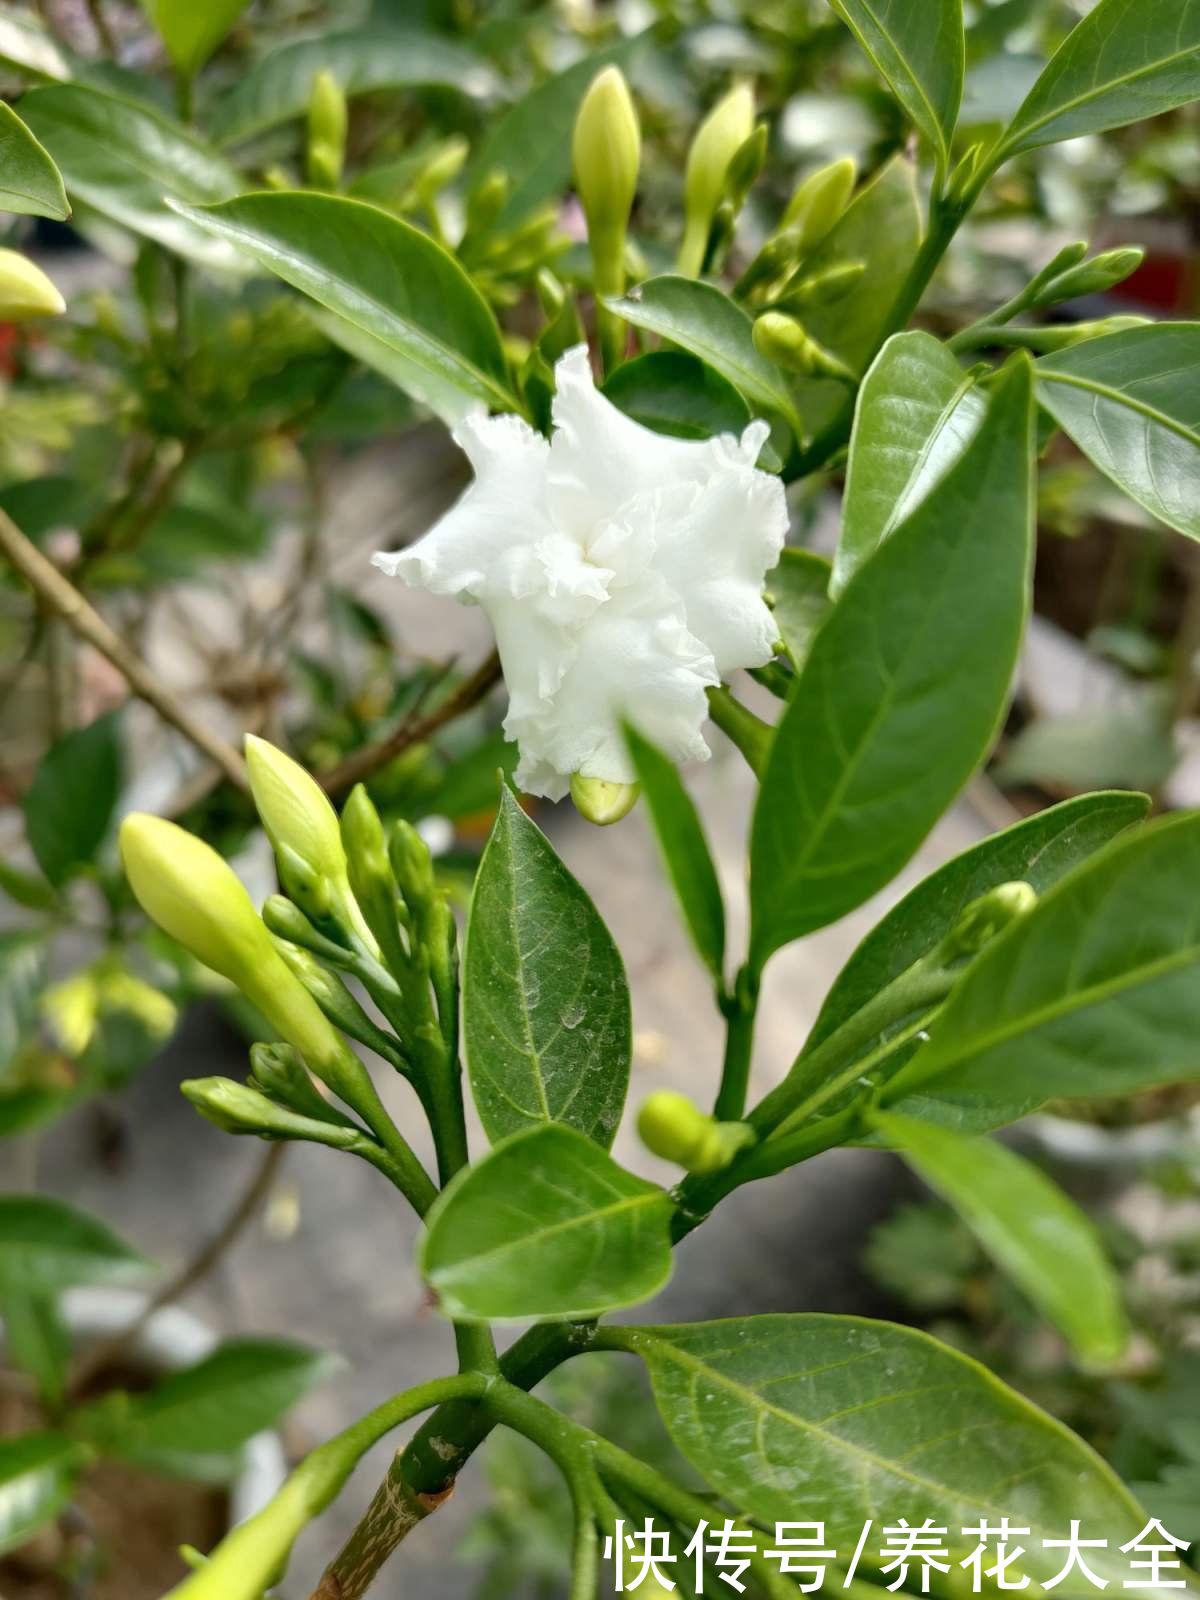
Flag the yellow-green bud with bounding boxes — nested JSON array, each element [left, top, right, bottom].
[[637, 1091, 755, 1174], [1033, 246, 1145, 307], [780, 156, 856, 251], [274, 934, 410, 1072], [752, 310, 853, 380], [466, 169, 510, 237], [570, 774, 640, 826], [306, 69, 347, 189], [734, 226, 805, 300], [388, 818, 436, 908], [678, 83, 755, 277], [182, 1076, 360, 1149], [941, 880, 1037, 961], [724, 123, 768, 209], [0, 249, 65, 320], [572, 67, 641, 269], [249, 1041, 354, 1127]]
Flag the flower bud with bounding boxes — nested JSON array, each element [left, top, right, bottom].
[[274, 936, 410, 1073], [388, 817, 436, 911], [573, 67, 640, 248], [570, 773, 640, 826], [306, 69, 347, 189], [752, 310, 853, 380], [0, 249, 65, 320], [776, 259, 866, 312], [466, 169, 510, 237], [780, 156, 856, 250], [945, 142, 983, 205], [1033, 246, 1145, 308], [678, 83, 755, 277], [940, 880, 1037, 961], [249, 1041, 354, 1127], [724, 123, 768, 210], [181, 1076, 360, 1149], [734, 226, 805, 300], [340, 785, 409, 973], [637, 1091, 754, 1174]]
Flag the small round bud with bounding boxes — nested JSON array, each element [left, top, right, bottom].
[[753, 311, 853, 380], [572, 67, 641, 270], [306, 69, 347, 189], [637, 1091, 754, 1174], [0, 249, 65, 320], [941, 880, 1037, 961], [570, 774, 640, 826], [679, 83, 755, 277], [781, 156, 856, 250]]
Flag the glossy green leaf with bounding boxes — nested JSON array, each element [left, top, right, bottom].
[[749, 357, 1034, 973], [829, 0, 964, 169], [1035, 323, 1200, 540], [19, 85, 241, 268], [877, 1113, 1128, 1363], [420, 1124, 673, 1322], [0, 1195, 149, 1295], [603, 351, 752, 443], [0, 1433, 82, 1556], [765, 548, 831, 671], [624, 725, 725, 982], [606, 277, 804, 437], [211, 27, 497, 146], [1, 1293, 70, 1407], [996, 0, 1200, 158], [464, 789, 631, 1149], [0, 101, 68, 219], [23, 711, 122, 886], [140, 0, 250, 75], [836, 331, 985, 596], [887, 810, 1200, 1116], [173, 192, 516, 424], [0, 932, 47, 1067], [612, 1315, 1146, 1581], [0, 6, 72, 82]]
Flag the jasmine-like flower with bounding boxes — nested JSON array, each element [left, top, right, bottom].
[[373, 345, 787, 800]]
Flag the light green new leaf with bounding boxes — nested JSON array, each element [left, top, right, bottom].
[[0, 101, 68, 219], [624, 725, 725, 982], [172, 191, 516, 424], [877, 1113, 1128, 1364], [606, 276, 804, 437], [0, 1433, 83, 1556], [0, 1195, 150, 1295], [996, 0, 1200, 158], [19, 84, 241, 269], [140, 0, 250, 75], [886, 810, 1200, 1116], [23, 711, 122, 887], [1035, 323, 1200, 540], [464, 789, 631, 1148], [420, 1124, 673, 1322], [829, 0, 964, 171], [603, 351, 752, 443], [610, 1315, 1146, 1583], [0, 7, 72, 82], [749, 357, 1034, 973], [765, 548, 831, 671], [211, 28, 497, 146], [1, 1293, 70, 1407], [835, 331, 985, 596]]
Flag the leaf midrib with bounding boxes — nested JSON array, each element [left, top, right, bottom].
[[833, 0, 953, 158], [431, 1189, 666, 1283], [1003, 33, 1200, 151], [1037, 365, 1200, 449]]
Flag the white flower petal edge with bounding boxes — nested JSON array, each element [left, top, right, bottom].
[[372, 345, 788, 800]]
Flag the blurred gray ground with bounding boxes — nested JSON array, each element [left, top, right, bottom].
[[25, 435, 993, 1596]]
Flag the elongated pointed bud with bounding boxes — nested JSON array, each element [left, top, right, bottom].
[[340, 785, 410, 977], [388, 818, 436, 911], [780, 156, 856, 250], [182, 1076, 360, 1149], [466, 169, 510, 236], [638, 1091, 754, 1174], [678, 83, 755, 277], [940, 880, 1037, 961], [775, 259, 866, 312], [724, 122, 768, 210], [0, 249, 65, 320], [753, 310, 853, 380], [570, 773, 640, 826], [274, 937, 410, 1072], [734, 225, 805, 300], [573, 67, 640, 283], [1033, 246, 1145, 308], [306, 69, 347, 189], [249, 1042, 356, 1128]]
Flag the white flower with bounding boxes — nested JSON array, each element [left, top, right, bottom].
[[373, 345, 788, 800]]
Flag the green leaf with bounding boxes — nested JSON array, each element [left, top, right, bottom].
[[1035, 323, 1200, 540], [0, 100, 68, 219], [23, 712, 122, 887], [748, 357, 1034, 973], [0, 858, 59, 911], [624, 725, 725, 982], [140, 0, 250, 75], [18, 84, 241, 269], [420, 1124, 673, 1322], [1, 1292, 70, 1407], [0, 1433, 82, 1556], [0, 1194, 149, 1295], [996, 0, 1200, 158], [211, 27, 497, 147], [887, 810, 1200, 1116], [0, 6, 73, 82], [606, 276, 804, 437], [836, 331, 985, 596], [829, 0, 964, 170], [765, 548, 831, 672], [876, 1112, 1128, 1364], [0, 932, 47, 1066], [172, 191, 517, 425], [603, 351, 752, 443], [463, 789, 631, 1148], [612, 1315, 1146, 1581]]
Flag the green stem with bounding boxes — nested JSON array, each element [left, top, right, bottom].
[[713, 965, 758, 1121], [706, 685, 771, 776]]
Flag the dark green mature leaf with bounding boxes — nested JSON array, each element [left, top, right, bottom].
[[996, 0, 1200, 158], [0, 932, 47, 1066], [877, 1113, 1128, 1364], [1, 1293, 70, 1406], [0, 1195, 149, 1295], [836, 331, 985, 596], [624, 726, 725, 982], [749, 357, 1034, 974], [24, 712, 122, 887], [141, 0, 250, 75], [603, 352, 751, 443], [829, 0, 964, 169], [606, 277, 804, 437], [174, 192, 516, 424], [19, 85, 241, 268], [420, 1124, 673, 1322], [612, 1316, 1146, 1582], [765, 549, 831, 671], [1035, 324, 1200, 540], [211, 27, 497, 146], [887, 810, 1200, 1115], [464, 789, 631, 1149], [0, 101, 68, 218], [0, 1434, 82, 1556]]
